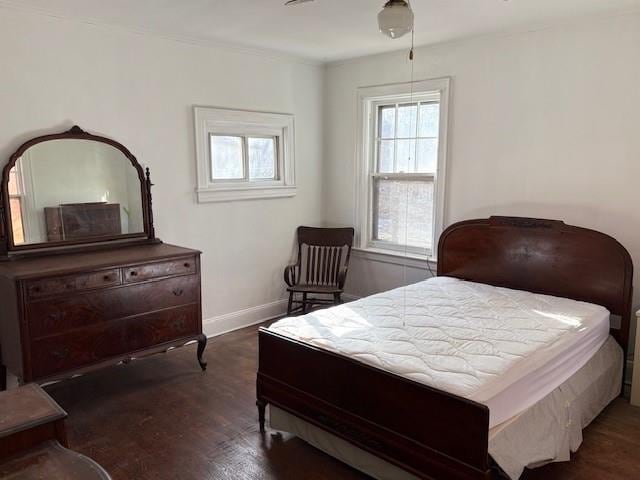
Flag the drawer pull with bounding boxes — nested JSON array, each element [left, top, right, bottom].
[[48, 312, 64, 322], [32, 286, 41, 293], [51, 348, 69, 360], [103, 275, 112, 281], [130, 271, 138, 277], [173, 288, 184, 297], [183, 262, 191, 268], [171, 318, 187, 331]]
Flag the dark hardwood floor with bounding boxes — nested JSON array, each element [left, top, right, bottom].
[[44, 324, 640, 480]]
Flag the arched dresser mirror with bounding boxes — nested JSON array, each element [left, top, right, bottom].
[[0, 126, 206, 390], [1, 126, 155, 256]]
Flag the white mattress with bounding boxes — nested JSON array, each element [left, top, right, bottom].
[[268, 277, 611, 427]]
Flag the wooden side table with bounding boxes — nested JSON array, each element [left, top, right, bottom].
[[0, 384, 111, 479]]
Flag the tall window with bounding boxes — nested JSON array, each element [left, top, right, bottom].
[[357, 79, 450, 258], [8, 165, 25, 244]]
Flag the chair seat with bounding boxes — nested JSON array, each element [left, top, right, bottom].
[[287, 284, 343, 294]]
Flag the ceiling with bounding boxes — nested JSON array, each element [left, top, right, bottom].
[[3, 0, 640, 62]]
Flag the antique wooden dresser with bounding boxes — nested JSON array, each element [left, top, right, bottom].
[[0, 126, 206, 389]]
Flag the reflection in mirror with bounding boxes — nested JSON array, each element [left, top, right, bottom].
[[9, 139, 145, 246]]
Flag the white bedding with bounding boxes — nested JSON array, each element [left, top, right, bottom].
[[268, 276, 611, 427]]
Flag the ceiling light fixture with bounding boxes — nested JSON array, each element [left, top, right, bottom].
[[378, 0, 414, 39]]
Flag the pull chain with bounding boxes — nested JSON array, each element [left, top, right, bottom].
[[402, 26, 416, 329]]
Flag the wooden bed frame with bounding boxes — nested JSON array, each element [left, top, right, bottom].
[[256, 216, 633, 480]]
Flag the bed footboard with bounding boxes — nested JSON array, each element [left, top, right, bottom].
[[257, 329, 491, 480]]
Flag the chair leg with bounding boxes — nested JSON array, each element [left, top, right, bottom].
[[333, 293, 342, 305], [302, 293, 308, 314], [287, 291, 294, 316]]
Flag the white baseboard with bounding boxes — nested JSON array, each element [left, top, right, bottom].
[[202, 299, 289, 338], [201, 294, 362, 339]]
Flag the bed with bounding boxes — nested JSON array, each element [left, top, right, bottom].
[[256, 216, 633, 479]]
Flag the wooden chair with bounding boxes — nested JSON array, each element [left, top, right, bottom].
[[284, 226, 354, 316]]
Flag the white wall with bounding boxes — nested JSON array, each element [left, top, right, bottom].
[[324, 12, 640, 327], [0, 7, 324, 334]]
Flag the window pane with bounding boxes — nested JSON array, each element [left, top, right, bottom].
[[417, 139, 438, 173], [210, 135, 244, 180], [374, 178, 433, 250], [397, 104, 417, 138], [395, 139, 416, 173], [8, 167, 19, 196], [378, 140, 395, 173], [418, 103, 440, 138], [10, 197, 25, 245], [379, 106, 396, 139], [248, 137, 276, 180]]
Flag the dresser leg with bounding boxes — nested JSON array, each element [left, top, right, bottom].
[[0, 363, 6, 391], [196, 334, 207, 371], [257, 399, 267, 433]]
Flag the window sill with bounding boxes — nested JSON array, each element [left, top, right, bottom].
[[197, 185, 296, 203], [352, 247, 437, 271]]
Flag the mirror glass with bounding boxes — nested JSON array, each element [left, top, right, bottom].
[[8, 139, 145, 246]]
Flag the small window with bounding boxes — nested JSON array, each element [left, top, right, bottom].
[[195, 107, 295, 203], [209, 135, 278, 182]]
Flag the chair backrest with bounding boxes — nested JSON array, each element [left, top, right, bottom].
[[296, 226, 354, 287]]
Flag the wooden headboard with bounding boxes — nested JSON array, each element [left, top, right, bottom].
[[437, 216, 633, 354]]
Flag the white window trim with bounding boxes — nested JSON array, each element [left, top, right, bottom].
[[352, 247, 438, 271], [355, 77, 450, 261], [194, 106, 296, 203]]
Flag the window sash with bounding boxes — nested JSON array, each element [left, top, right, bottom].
[[209, 134, 279, 183], [370, 174, 434, 256], [376, 101, 439, 141], [9, 195, 25, 244], [375, 101, 439, 174]]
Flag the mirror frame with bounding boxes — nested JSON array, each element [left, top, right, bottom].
[[0, 126, 157, 258]]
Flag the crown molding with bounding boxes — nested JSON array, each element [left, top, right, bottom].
[[0, 0, 323, 67]]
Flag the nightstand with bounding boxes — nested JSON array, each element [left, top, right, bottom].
[[0, 384, 111, 479]]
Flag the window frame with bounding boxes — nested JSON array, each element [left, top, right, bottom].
[[356, 78, 450, 260], [194, 107, 296, 203]]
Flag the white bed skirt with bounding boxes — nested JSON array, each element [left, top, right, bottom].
[[269, 336, 623, 480]]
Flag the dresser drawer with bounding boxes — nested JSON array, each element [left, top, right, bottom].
[[25, 270, 121, 300], [126, 304, 200, 352], [123, 257, 197, 283], [30, 320, 127, 379], [26, 274, 200, 338], [30, 304, 200, 379]]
